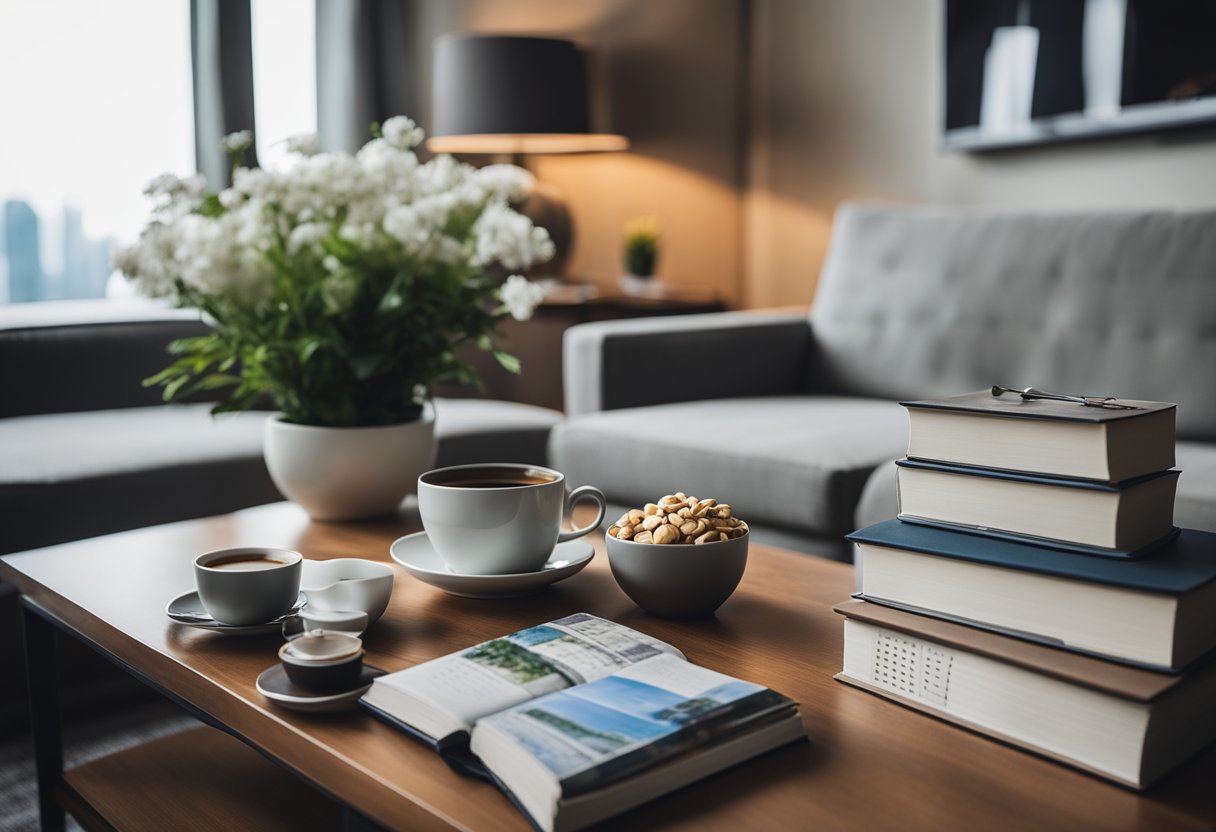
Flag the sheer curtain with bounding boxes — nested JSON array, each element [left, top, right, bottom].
[[191, 0, 259, 187], [190, 0, 417, 173], [315, 0, 418, 152]]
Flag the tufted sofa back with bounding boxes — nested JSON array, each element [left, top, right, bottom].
[[808, 204, 1216, 442]]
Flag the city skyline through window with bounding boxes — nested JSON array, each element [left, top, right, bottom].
[[0, 0, 195, 304]]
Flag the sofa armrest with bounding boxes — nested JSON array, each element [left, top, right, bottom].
[[563, 311, 813, 415]]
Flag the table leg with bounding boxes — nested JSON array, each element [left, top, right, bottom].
[[22, 599, 65, 832]]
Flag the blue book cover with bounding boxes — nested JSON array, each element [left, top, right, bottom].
[[847, 519, 1216, 595]]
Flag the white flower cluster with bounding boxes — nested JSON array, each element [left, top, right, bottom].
[[499, 274, 549, 321], [116, 117, 553, 308]]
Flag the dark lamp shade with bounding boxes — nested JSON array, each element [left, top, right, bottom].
[[428, 34, 628, 155]]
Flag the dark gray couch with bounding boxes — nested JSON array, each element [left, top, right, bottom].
[[0, 300, 562, 732], [550, 204, 1216, 560]]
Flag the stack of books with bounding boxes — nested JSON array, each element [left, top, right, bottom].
[[836, 389, 1216, 790]]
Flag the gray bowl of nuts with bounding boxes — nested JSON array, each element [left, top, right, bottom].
[[605, 493, 749, 618]]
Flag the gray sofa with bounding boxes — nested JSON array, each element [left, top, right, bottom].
[[550, 204, 1216, 560], [0, 301, 561, 733]]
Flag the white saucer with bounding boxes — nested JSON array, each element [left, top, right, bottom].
[[165, 590, 307, 635], [388, 532, 594, 599], [255, 664, 385, 713]]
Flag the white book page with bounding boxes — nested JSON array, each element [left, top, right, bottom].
[[476, 655, 769, 781], [377, 614, 686, 731]]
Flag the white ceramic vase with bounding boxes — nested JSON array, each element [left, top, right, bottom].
[[263, 403, 436, 521]]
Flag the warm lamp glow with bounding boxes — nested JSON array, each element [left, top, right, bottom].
[[427, 133, 629, 155]]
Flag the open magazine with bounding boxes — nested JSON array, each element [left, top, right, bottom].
[[359, 613, 805, 832]]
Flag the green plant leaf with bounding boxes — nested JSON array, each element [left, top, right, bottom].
[[298, 339, 321, 363], [163, 374, 191, 402], [195, 373, 242, 390], [350, 354, 386, 381], [493, 350, 522, 374]]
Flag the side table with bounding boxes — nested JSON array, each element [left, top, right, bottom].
[[435, 282, 726, 411]]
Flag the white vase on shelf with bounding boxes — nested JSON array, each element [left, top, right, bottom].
[[619, 273, 665, 297]]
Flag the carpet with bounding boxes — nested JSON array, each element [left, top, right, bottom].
[[0, 700, 198, 831]]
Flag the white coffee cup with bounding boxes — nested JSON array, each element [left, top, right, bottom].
[[417, 463, 607, 575], [194, 547, 302, 626]]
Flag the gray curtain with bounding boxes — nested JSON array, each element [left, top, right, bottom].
[[316, 0, 418, 152], [191, 0, 258, 187]]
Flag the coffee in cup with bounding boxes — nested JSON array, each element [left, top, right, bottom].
[[417, 464, 607, 575], [194, 547, 302, 626]]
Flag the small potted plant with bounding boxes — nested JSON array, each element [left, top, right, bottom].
[[115, 117, 553, 520], [619, 215, 661, 296]]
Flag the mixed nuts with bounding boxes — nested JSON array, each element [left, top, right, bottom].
[[607, 493, 748, 545]]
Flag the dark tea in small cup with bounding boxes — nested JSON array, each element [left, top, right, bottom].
[[279, 632, 364, 693]]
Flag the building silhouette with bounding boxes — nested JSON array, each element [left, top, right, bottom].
[[3, 200, 44, 302], [0, 200, 116, 303]]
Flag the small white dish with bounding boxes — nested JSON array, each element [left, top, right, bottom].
[[165, 590, 306, 635], [388, 532, 594, 598], [300, 558, 395, 626], [255, 664, 385, 713], [299, 607, 369, 634]]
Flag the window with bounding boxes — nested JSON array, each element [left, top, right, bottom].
[[0, 0, 195, 304], [251, 0, 317, 169]]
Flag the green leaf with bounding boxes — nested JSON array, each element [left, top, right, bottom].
[[198, 194, 225, 218], [298, 339, 321, 363], [163, 375, 191, 402], [350, 354, 386, 381], [493, 350, 522, 374], [377, 291, 404, 314], [195, 373, 242, 391]]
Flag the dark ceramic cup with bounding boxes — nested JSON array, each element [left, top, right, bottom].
[[279, 632, 364, 693]]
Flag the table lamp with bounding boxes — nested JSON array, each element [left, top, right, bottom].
[[429, 34, 628, 276]]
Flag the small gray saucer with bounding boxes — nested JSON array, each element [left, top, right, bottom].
[[256, 664, 385, 713], [165, 590, 307, 635]]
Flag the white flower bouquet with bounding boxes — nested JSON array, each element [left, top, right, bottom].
[[116, 117, 553, 427]]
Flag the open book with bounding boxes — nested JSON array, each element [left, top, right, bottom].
[[359, 613, 805, 832]]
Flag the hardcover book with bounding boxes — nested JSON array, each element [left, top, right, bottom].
[[834, 600, 1216, 790], [900, 390, 1176, 482], [848, 520, 1216, 669], [894, 459, 1179, 557], [359, 613, 804, 832]]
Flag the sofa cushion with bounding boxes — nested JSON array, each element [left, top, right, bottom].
[[0, 398, 563, 556], [549, 396, 908, 536], [0, 404, 279, 555], [1176, 442, 1216, 533], [854, 458, 899, 531], [811, 205, 1216, 442], [432, 398, 561, 467]]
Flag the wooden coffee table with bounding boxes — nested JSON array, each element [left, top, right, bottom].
[[2, 502, 1214, 831]]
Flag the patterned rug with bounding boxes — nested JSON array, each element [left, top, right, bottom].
[[0, 701, 198, 831]]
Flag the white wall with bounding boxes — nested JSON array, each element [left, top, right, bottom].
[[745, 0, 1216, 309]]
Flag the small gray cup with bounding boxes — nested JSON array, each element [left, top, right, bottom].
[[194, 547, 302, 626]]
